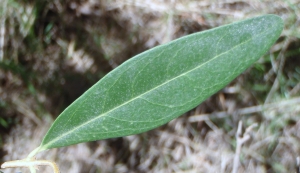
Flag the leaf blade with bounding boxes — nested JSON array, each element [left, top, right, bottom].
[[39, 14, 283, 150]]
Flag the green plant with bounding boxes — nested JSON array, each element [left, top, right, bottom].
[[0, 14, 283, 173]]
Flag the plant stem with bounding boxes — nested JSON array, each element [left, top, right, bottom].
[[27, 146, 42, 159], [1, 158, 60, 173]]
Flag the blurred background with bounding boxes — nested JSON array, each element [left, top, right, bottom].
[[0, 0, 300, 173]]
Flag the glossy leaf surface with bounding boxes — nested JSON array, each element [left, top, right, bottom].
[[38, 15, 283, 151]]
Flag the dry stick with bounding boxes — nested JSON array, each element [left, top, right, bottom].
[[0, 0, 6, 61], [160, 0, 175, 44], [12, 97, 43, 126], [297, 156, 300, 173], [232, 121, 258, 173], [188, 97, 300, 122], [264, 27, 296, 104], [289, 83, 300, 96], [296, 156, 300, 173], [0, 19, 4, 61]]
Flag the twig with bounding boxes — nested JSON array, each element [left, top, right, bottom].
[[188, 97, 300, 122], [12, 97, 43, 126], [0, 0, 7, 61], [264, 30, 294, 104], [232, 121, 257, 173], [297, 156, 300, 173]]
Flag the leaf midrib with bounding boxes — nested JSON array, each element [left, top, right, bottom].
[[41, 33, 257, 149]]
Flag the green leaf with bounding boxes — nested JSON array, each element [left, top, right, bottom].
[[37, 15, 283, 152]]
